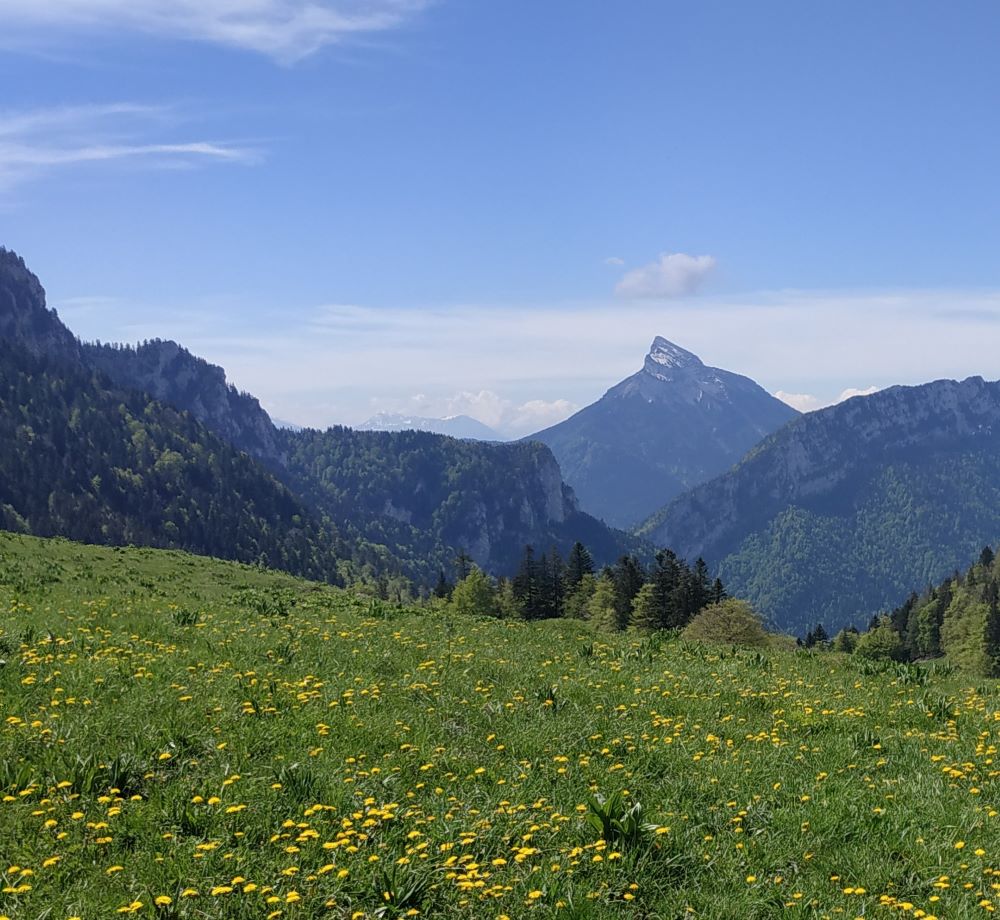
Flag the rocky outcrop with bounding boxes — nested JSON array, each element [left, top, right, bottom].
[[0, 248, 81, 364], [279, 426, 615, 577], [83, 339, 285, 468]]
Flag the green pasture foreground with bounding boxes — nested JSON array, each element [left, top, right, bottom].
[[1, 534, 999, 919]]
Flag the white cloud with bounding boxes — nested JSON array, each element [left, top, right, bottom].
[[58, 285, 1000, 432], [838, 385, 880, 402], [615, 252, 716, 299], [0, 103, 255, 192], [364, 390, 579, 438], [0, 0, 430, 63], [604, 256, 625, 266], [506, 398, 578, 435], [774, 391, 821, 412], [775, 385, 881, 414]]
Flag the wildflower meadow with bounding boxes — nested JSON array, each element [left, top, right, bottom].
[[1, 533, 999, 919]]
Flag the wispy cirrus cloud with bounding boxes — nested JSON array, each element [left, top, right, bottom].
[[0, 0, 431, 63], [0, 102, 256, 193]]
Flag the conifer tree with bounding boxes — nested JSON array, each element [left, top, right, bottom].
[[651, 549, 682, 629], [612, 555, 645, 631], [546, 548, 566, 618], [513, 545, 542, 619], [692, 558, 711, 610], [454, 550, 473, 583], [587, 573, 618, 631], [433, 568, 452, 600], [566, 541, 595, 588], [629, 582, 659, 633]]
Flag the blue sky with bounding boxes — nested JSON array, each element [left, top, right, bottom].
[[3, 0, 1000, 433]]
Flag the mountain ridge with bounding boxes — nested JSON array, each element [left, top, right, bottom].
[[643, 376, 1000, 631], [0, 246, 636, 585]]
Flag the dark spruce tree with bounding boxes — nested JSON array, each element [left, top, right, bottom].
[[612, 555, 646, 631], [566, 541, 595, 587]]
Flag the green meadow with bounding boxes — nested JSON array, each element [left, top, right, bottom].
[[1, 533, 998, 919]]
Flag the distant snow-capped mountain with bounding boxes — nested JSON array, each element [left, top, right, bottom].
[[357, 412, 505, 441]]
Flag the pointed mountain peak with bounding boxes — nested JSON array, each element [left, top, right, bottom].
[[644, 337, 704, 375]]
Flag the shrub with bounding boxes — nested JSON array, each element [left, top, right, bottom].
[[682, 599, 769, 647], [854, 616, 906, 661]]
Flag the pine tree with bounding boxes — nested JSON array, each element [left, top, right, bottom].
[[629, 582, 659, 632], [566, 541, 594, 588], [587, 573, 618, 631], [513, 545, 542, 620], [612, 555, 646, 631], [433, 569, 452, 600]]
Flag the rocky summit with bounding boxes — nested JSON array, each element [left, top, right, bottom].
[[527, 336, 799, 528]]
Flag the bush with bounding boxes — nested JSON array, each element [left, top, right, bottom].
[[682, 599, 769, 647], [854, 617, 905, 661], [448, 567, 498, 618]]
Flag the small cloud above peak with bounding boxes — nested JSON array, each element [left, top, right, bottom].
[[604, 256, 625, 266], [615, 252, 716, 300]]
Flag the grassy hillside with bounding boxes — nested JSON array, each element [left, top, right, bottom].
[[2, 534, 1000, 918]]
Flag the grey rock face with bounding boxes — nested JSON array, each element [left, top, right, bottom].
[[0, 249, 81, 364], [83, 339, 286, 468]]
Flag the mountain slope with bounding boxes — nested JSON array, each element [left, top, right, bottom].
[[527, 337, 799, 528], [642, 378, 1000, 633], [83, 339, 286, 468], [0, 341, 346, 582], [0, 246, 635, 586]]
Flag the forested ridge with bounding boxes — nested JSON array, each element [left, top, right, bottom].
[[0, 246, 638, 591], [0, 342, 347, 582], [646, 378, 1000, 634]]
